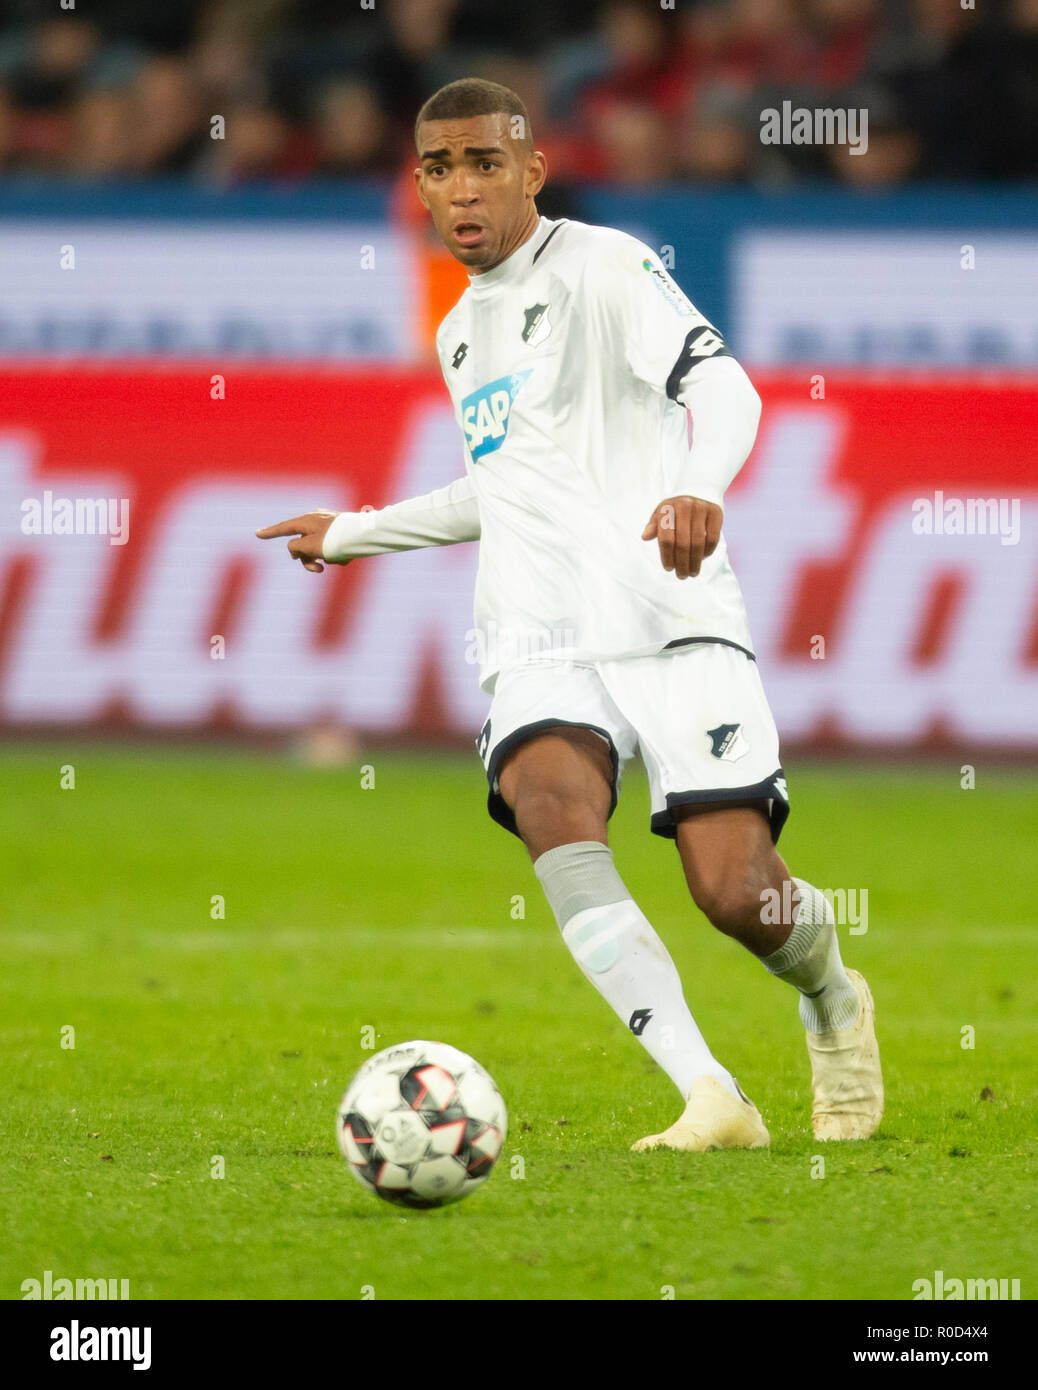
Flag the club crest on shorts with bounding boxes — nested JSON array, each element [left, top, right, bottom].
[[707, 722, 749, 762], [521, 302, 551, 347]]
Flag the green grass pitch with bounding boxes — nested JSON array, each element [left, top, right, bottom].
[[2, 744, 1035, 1301]]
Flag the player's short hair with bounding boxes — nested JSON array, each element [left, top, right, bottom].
[[414, 79, 533, 154]]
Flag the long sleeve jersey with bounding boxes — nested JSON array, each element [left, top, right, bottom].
[[323, 216, 762, 693]]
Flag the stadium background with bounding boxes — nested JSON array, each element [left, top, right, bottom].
[[2, 0, 1037, 1307], [0, 0, 1034, 750]]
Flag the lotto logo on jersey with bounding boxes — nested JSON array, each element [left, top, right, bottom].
[[462, 370, 532, 460]]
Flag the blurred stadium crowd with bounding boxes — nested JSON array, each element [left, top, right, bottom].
[[0, 0, 1035, 189]]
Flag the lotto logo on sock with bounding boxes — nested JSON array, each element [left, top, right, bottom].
[[628, 1008, 653, 1037]]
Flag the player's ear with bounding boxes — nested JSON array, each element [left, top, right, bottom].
[[525, 150, 547, 198], [413, 166, 429, 209]]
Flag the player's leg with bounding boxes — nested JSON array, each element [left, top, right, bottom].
[[499, 729, 765, 1151], [673, 802, 881, 1139], [672, 799, 859, 1029], [598, 643, 883, 1141], [496, 725, 612, 857], [480, 664, 764, 1150], [496, 723, 737, 1099]]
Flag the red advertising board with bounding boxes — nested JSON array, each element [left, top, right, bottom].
[[1, 366, 1035, 747]]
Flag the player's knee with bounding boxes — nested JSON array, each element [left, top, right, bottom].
[[512, 782, 607, 857], [498, 730, 612, 842], [690, 878, 764, 937]]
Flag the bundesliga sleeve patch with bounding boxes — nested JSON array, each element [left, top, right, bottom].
[[641, 258, 699, 316]]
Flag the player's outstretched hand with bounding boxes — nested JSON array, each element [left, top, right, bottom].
[[641, 495, 722, 580], [255, 510, 342, 573]]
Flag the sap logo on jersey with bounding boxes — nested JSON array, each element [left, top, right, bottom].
[[462, 370, 532, 460]]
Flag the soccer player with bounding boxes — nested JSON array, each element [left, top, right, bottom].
[[258, 79, 883, 1152]]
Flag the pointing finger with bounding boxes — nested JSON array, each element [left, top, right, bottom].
[[255, 517, 306, 539]]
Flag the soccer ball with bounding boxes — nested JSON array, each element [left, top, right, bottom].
[[336, 1040, 507, 1209]]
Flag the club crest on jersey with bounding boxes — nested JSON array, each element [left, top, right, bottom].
[[462, 370, 532, 461], [707, 722, 749, 762], [521, 302, 551, 347]]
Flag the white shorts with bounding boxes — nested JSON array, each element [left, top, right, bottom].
[[476, 641, 789, 842]]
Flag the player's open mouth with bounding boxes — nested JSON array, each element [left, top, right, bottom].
[[453, 223, 486, 247]]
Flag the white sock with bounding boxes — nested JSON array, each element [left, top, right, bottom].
[[762, 877, 859, 1032], [534, 842, 740, 1100]]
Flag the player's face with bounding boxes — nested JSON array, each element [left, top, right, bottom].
[[414, 113, 546, 274]]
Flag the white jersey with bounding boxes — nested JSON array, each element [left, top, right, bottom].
[[324, 215, 762, 694]]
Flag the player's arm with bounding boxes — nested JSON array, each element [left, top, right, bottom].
[[256, 472, 480, 574], [588, 240, 761, 580], [641, 355, 761, 579]]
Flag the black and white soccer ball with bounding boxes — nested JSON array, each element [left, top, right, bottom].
[[337, 1040, 507, 1209]]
